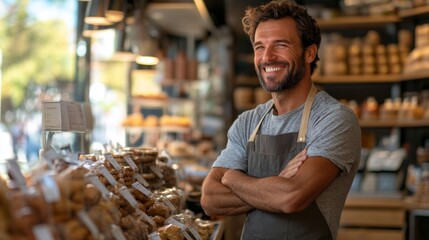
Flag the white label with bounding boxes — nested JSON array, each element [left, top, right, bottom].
[[123, 155, 138, 172], [42, 102, 62, 130], [111, 224, 127, 240], [66, 101, 86, 132], [150, 166, 164, 178], [135, 174, 150, 187], [77, 210, 99, 238], [165, 218, 186, 230], [39, 175, 61, 203], [182, 230, 194, 240], [136, 209, 157, 227], [33, 224, 54, 240], [6, 159, 27, 190], [98, 165, 118, 186], [187, 226, 202, 240], [41, 146, 59, 162], [85, 173, 110, 198], [105, 153, 122, 171], [132, 181, 152, 197], [65, 152, 80, 164], [162, 198, 177, 214], [119, 186, 138, 209], [148, 232, 162, 240]]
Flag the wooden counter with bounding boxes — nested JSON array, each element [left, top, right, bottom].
[[337, 192, 405, 240]]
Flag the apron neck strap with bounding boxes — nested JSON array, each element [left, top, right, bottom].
[[248, 101, 274, 142], [248, 84, 318, 143], [297, 84, 317, 143]]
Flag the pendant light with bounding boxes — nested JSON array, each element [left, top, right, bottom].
[[112, 19, 135, 61], [106, 0, 125, 23], [85, 0, 112, 26], [132, 10, 160, 66], [82, 24, 111, 38]]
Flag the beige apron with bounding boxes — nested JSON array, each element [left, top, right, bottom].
[[242, 85, 332, 240]]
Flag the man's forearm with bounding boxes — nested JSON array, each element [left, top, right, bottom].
[[201, 170, 254, 216], [222, 169, 297, 213]]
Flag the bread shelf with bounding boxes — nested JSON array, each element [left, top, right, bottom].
[[313, 71, 429, 84], [317, 15, 400, 30], [131, 97, 194, 108], [359, 119, 429, 128], [398, 5, 429, 18], [124, 126, 192, 134], [313, 74, 399, 84]]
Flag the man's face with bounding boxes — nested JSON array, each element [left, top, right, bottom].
[[253, 17, 306, 92]]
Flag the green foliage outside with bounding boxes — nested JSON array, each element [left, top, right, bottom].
[[0, 0, 75, 109]]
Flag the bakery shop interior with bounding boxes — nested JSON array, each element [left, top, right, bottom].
[[1, 0, 429, 239]]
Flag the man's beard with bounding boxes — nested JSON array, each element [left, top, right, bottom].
[[256, 55, 306, 92]]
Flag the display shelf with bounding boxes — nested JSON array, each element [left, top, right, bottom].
[[313, 74, 399, 84], [399, 5, 429, 18], [400, 71, 429, 81], [124, 126, 192, 134], [317, 15, 400, 30], [131, 97, 194, 108], [359, 119, 429, 128], [314, 71, 429, 84]]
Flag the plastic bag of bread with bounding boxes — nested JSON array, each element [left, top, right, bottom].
[[0, 176, 11, 239]]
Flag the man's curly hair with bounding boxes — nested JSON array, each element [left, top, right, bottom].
[[242, 0, 321, 74]]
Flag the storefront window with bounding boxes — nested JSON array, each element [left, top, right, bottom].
[[0, 0, 77, 173]]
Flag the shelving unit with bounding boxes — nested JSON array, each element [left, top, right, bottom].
[[312, 5, 429, 240]]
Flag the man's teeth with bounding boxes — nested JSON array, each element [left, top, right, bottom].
[[265, 67, 281, 73]]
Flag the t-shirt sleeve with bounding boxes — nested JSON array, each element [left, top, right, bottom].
[[306, 104, 361, 173], [211, 114, 249, 172]]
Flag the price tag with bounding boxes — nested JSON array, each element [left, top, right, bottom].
[[165, 218, 186, 230], [111, 224, 127, 240], [187, 226, 203, 240], [65, 152, 80, 164], [77, 210, 99, 238], [148, 232, 162, 240], [150, 166, 164, 178], [182, 230, 194, 240], [132, 182, 152, 197], [104, 153, 122, 171], [39, 175, 61, 203], [123, 155, 138, 172], [6, 159, 27, 190], [33, 224, 54, 240], [119, 186, 138, 209], [85, 173, 110, 198], [136, 209, 157, 227], [135, 174, 150, 187], [98, 165, 118, 187], [162, 198, 177, 214]]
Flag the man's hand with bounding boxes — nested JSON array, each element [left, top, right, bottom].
[[278, 149, 307, 178]]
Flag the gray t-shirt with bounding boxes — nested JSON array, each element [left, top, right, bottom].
[[212, 90, 361, 239]]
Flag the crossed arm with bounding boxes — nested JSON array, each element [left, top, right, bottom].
[[200, 149, 340, 217]]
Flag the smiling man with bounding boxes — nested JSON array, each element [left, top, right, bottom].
[[200, 1, 361, 239]]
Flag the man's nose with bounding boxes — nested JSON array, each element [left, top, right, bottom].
[[262, 47, 276, 62]]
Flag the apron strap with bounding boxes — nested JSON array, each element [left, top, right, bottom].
[[248, 102, 274, 142], [297, 84, 317, 143]]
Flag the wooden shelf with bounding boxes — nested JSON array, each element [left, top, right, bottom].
[[313, 74, 399, 84], [313, 71, 429, 84], [132, 98, 194, 108], [359, 119, 429, 128], [400, 71, 429, 81], [125, 126, 192, 134], [399, 5, 429, 18], [317, 15, 400, 30]]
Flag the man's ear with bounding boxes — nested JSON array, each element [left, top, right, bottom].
[[305, 44, 317, 63]]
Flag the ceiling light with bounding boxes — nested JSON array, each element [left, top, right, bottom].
[[85, 0, 112, 26], [106, 0, 125, 23]]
